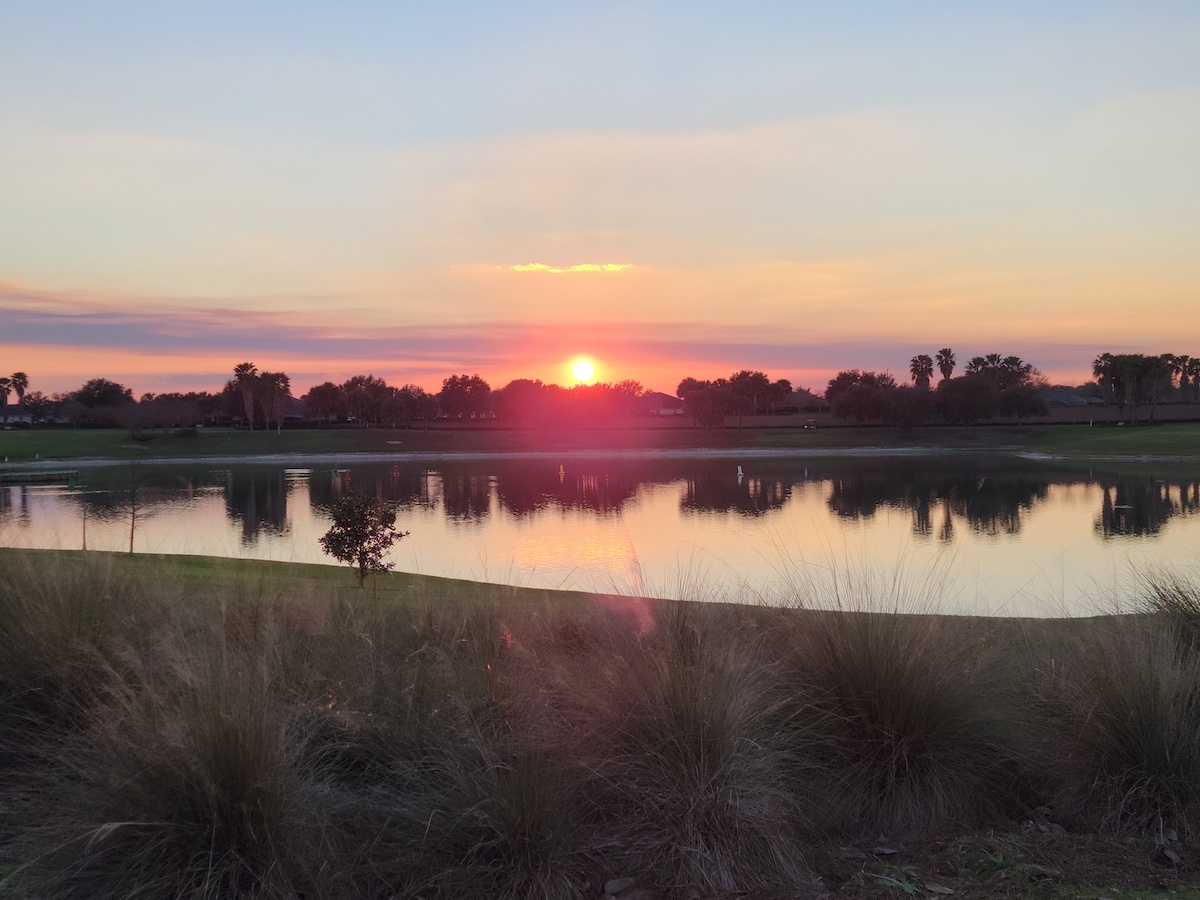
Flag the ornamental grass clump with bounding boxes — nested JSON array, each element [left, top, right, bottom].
[[1037, 617, 1200, 835], [0, 551, 170, 772], [304, 600, 599, 900], [295, 596, 509, 779], [409, 743, 594, 900], [589, 604, 819, 898], [1138, 566, 1200, 652], [14, 648, 320, 900], [0, 552, 126, 697], [780, 607, 1027, 836]]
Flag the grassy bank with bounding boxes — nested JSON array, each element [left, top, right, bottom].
[[3, 420, 1200, 463], [4, 549, 1200, 899]]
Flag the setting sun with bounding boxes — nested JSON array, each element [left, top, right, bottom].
[[570, 357, 596, 384]]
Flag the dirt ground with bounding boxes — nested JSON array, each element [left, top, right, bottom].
[[810, 822, 1199, 900]]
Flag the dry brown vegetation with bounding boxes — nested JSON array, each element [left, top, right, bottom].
[[2, 550, 1200, 899]]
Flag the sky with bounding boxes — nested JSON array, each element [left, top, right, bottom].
[[2, 1, 1198, 398]]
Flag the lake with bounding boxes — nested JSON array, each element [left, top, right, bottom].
[[2, 454, 1198, 616]]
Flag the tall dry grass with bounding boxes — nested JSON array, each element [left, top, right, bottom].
[[782, 608, 1031, 835], [4, 551, 1200, 899], [585, 604, 818, 896], [1035, 617, 1200, 834]]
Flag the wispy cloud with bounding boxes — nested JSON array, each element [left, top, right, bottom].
[[510, 263, 632, 273], [1, 277, 1114, 395]]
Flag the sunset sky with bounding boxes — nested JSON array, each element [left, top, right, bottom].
[[2, 2, 1198, 397]]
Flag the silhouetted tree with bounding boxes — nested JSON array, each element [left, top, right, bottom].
[[1187, 357, 1200, 402], [19, 391, 52, 423], [10, 372, 28, 410], [303, 382, 343, 426], [729, 370, 772, 425], [71, 378, 135, 408], [340, 375, 391, 427], [258, 371, 291, 433], [935, 348, 956, 381], [681, 381, 734, 430], [826, 370, 896, 425], [936, 374, 999, 424], [885, 384, 936, 427], [676, 377, 707, 400], [397, 384, 436, 427], [439, 374, 492, 418], [910, 354, 934, 390], [233, 362, 259, 430], [1091, 352, 1175, 423]]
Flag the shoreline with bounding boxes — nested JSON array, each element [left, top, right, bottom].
[[3, 445, 1199, 469]]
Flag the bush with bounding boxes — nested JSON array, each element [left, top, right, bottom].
[[1138, 566, 1200, 651], [588, 605, 818, 897], [15, 654, 321, 900], [779, 608, 1027, 836], [1038, 620, 1200, 835]]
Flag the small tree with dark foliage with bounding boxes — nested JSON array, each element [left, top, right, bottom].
[[319, 492, 408, 587]]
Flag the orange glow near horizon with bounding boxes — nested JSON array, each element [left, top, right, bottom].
[[4, 337, 1105, 401]]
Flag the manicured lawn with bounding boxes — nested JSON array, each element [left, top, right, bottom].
[[3, 421, 1199, 463], [0, 547, 600, 615]]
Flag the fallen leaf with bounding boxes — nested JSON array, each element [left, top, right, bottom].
[[832, 848, 866, 860]]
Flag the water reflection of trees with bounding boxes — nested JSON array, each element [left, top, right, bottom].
[[496, 465, 643, 517], [307, 467, 436, 515], [681, 467, 793, 517], [440, 474, 494, 520], [1096, 477, 1200, 537], [225, 470, 289, 544], [826, 467, 1050, 538], [12, 461, 1197, 556], [948, 477, 1049, 537], [0, 485, 31, 526]]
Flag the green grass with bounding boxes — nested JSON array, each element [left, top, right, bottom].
[[0, 547, 599, 614], [5, 548, 1200, 899], [3, 421, 1200, 464], [1026, 422, 1200, 457]]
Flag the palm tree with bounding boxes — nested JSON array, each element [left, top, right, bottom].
[[935, 348, 955, 381], [233, 362, 258, 430], [1000, 356, 1035, 389], [1092, 353, 1121, 412], [909, 354, 934, 390], [1186, 357, 1200, 402], [10, 372, 28, 409], [0, 377, 9, 423]]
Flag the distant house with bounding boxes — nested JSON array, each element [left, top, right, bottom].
[[788, 388, 829, 413], [1, 404, 32, 426], [1041, 388, 1097, 408], [641, 391, 685, 416]]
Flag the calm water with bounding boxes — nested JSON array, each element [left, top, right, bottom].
[[2, 455, 1198, 616]]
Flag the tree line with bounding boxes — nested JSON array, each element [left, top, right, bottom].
[[1091, 352, 1200, 424], [6, 347, 1199, 431], [816, 350, 1049, 427], [674, 371, 795, 429]]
